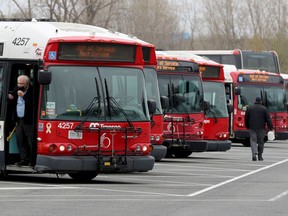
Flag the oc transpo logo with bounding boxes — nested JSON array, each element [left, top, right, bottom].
[[89, 123, 121, 148]]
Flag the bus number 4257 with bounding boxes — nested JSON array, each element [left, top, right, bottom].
[[12, 37, 30, 46]]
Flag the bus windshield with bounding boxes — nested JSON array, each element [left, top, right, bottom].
[[40, 66, 149, 121], [144, 68, 162, 114], [237, 84, 286, 112], [242, 51, 278, 73], [203, 81, 228, 117], [158, 74, 203, 113]]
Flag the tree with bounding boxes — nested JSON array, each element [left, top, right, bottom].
[[119, 0, 181, 49], [9, 0, 124, 28]]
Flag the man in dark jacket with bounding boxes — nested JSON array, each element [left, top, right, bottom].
[[8, 75, 34, 166], [244, 97, 273, 161]]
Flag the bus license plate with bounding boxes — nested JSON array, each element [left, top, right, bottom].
[[68, 130, 83, 139]]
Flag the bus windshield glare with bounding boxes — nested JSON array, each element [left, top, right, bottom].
[[144, 68, 162, 114], [237, 84, 286, 112], [40, 66, 149, 121], [242, 51, 278, 73], [158, 74, 203, 113], [203, 81, 228, 117]]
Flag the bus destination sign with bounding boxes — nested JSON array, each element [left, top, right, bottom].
[[200, 66, 220, 78], [157, 60, 179, 71], [58, 43, 136, 62], [239, 74, 283, 83], [157, 60, 199, 73]]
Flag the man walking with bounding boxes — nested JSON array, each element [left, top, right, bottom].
[[244, 97, 273, 161]]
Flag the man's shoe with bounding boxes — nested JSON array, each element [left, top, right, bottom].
[[258, 155, 264, 161], [15, 160, 29, 166], [252, 154, 257, 161]]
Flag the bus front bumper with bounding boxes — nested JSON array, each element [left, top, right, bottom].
[[149, 144, 167, 161], [206, 140, 232, 151], [234, 130, 288, 141], [34, 155, 155, 173], [275, 131, 288, 140], [164, 139, 208, 152], [234, 130, 250, 139]]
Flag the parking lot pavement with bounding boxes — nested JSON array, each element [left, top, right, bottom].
[[0, 140, 288, 216]]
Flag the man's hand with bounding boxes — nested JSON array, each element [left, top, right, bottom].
[[8, 93, 14, 100], [17, 90, 25, 97]]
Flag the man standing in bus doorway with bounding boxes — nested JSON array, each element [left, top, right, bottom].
[[8, 75, 34, 166], [244, 97, 273, 161]]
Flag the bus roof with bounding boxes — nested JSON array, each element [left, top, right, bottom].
[[162, 50, 223, 67], [156, 50, 196, 62], [0, 18, 154, 59], [281, 73, 288, 80], [180, 49, 278, 55]]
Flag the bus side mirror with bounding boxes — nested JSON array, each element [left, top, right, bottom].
[[148, 99, 157, 115], [227, 104, 233, 114], [160, 96, 169, 109], [234, 87, 241, 95], [204, 100, 210, 111], [38, 69, 52, 84]]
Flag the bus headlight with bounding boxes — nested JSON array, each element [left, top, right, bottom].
[[142, 145, 148, 152], [59, 145, 65, 152], [155, 135, 161, 141]]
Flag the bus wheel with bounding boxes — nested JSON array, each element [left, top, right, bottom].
[[242, 139, 251, 147], [68, 171, 98, 182], [172, 149, 193, 158]]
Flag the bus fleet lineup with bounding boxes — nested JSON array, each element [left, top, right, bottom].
[[0, 19, 287, 181]]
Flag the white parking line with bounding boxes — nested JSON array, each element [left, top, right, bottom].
[[187, 158, 288, 197], [269, 189, 288, 201], [0, 186, 79, 190]]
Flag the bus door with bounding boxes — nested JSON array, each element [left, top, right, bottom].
[[0, 62, 5, 170], [4, 61, 39, 166], [225, 82, 234, 136]]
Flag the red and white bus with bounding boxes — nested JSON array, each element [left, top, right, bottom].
[[0, 19, 157, 181], [155, 51, 208, 158], [225, 69, 288, 146], [162, 51, 232, 151], [281, 73, 288, 129], [142, 46, 167, 161], [183, 49, 281, 74]]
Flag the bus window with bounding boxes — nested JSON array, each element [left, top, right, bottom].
[[0, 65, 3, 115]]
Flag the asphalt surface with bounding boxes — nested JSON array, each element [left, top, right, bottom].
[[0, 140, 288, 216]]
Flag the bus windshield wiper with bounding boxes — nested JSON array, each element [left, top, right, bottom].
[[75, 78, 101, 130], [104, 78, 134, 128], [208, 108, 218, 123]]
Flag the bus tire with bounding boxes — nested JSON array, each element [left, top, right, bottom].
[[171, 149, 193, 158], [68, 171, 98, 182]]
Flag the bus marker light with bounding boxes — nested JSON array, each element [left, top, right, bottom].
[[148, 145, 153, 152], [48, 144, 57, 153], [67, 145, 73, 151]]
